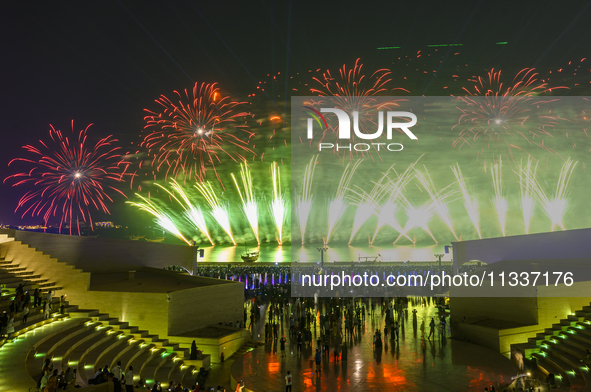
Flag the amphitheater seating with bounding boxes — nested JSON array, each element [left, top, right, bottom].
[[23, 310, 199, 389], [512, 303, 591, 391], [0, 232, 216, 390]]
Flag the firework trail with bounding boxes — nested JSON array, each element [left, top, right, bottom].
[[348, 173, 389, 244], [451, 164, 482, 239], [524, 158, 577, 231], [516, 158, 537, 234], [415, 167, 459, 240], [310, 59, 408, 161], [231, 162, 260, 245], [270, 161, 287, 245], [371, 161, 418, 244], [490, 157, 508, 237], [161, 180, 214, 246], [296, 155, 317, 245], [326, 160, 362, 244], [127, 194, 191, 245], [142, 82, 254, 186], [452, 68, 566, 168], [5, 121, 128, 235], [195, 181, 236, 245], [396, 201, 438, 245]]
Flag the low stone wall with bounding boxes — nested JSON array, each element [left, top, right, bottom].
[[172, 326, 251, 364]]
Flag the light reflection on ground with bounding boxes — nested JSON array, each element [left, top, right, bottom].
[[232, 303, 516, 391]]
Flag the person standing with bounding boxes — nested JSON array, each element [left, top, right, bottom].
[[23, 304, 30, 324], [43, 301, 51, 320], [34, 288, 41, 307], [190, 341, 198, 360], [124, 366, 134, 392], [428, 317, 435, 339], [60, 295, 66, 315], [46, 290, 53, 310], [6, 317, 14, 340], [280, 335, 286, 355], [285, 370, 292, 392], [315, 348, 322, 374], [0, 311, 7, 338], [112, 361, 122, 382], [420, 319, 425, 339]]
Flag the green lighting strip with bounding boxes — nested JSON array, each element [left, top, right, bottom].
[[427, 44, 463, 47], [377, 47, 401, 50], [496, 41, 508, 45]]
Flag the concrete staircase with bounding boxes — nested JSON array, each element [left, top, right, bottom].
[[0, 233, 88, 302], [0, 233, 204, 390], [512, 303, 591, 391]]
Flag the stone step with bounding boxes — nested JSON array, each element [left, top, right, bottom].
[[62, 328, 117, 375], [128, 347, 166, 384], [77, 332, 125, 384], [112, 340, 151, 372], [156, 357, 185, 389], [4, 267, 27, 272], [531, 354, 572, 391], [26, 320, 93, 376], [535, 351, 584, 390], [40, 286, 63, 293], [82, 334, 133, 383], [180, 365, 198, 389], [139, 353, 176, 387]]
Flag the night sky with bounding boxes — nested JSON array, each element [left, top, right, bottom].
[[1, 0, 590, 227]]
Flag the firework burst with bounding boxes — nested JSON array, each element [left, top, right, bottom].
[[296, 155, 317, 245], [371, 161, 418, 244], [415, 167, 459, 240], [310, 59, 408, 161], [451, 164, 481, 239], [195, 181, 236, 245], [348, 172, 389, 244], [127, 194, 191, 245], [396, 201, 438, 245], [490, 157, 508, 237], [142, 82, 254, 186], [517, 158, 537, 234], [161, 180, 214, 246], [452, 68, 566, 167], [270, 162, 287, 245], [523, 158, 577, 231], [231, 162, 260, 245], [326, 160, 362, 244], [5, 121, 128, 235]]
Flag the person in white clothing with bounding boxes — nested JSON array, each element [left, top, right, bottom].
[[112, 360, 122, 382], [285, 370, 293, 392], [46, 290, 53, 309], [124, 366, 134, 392]]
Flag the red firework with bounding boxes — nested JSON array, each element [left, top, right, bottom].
[[141, 82, 254, 186], [310, 58, 409, 161], [4, 121, 129, 235], [452, 68, 567, 167]]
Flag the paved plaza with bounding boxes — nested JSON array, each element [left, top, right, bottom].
[[233, 302, 518, 391]]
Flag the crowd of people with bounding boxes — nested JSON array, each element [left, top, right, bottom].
[[1, 286, 65, 341]]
